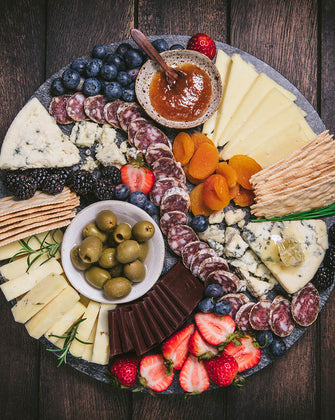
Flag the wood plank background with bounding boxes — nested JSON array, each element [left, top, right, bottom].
[[0, 0, 334, 419]]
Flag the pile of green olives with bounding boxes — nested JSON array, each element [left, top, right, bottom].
[[70, 210, 155, 299]]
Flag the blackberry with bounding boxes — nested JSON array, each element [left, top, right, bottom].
[[42, 174, 65, 195], [52, 167, 72, 185], [313, 267, 334, 291], [324, 245, 335, 269], [10, 175, 37, 200], [328, 224, 335, 245], [94, 178, 115, 200], [69, 170, 94, 196], [101, 166, 121, 185], [27, 168, 50, 189], [1, 170, 20, 189]]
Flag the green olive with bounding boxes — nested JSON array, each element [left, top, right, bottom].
[[116, 240, 140, 264], [132, 221, 155, 242], [113, 223, 132, 244], [124, 259, 146, 283], [82, 223, 108, 243], [109, 264, 123, 278], [104, 277, 132, 299], [79, 236, 103, 263], [138, 241, 149, 262], [98, 248, 118, 269], [85, 266, 111, 288], [96, 210, 117, 232], [70, 246, 91, 271]]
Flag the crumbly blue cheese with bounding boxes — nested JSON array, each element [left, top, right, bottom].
[[80, 156, 99, 172], [224, 231, 249, 258], [225, 208, 246, 225], [199, 225, 225, 244], [229, 249, 259, 273], [206, 238, 225, 256], [95, 126, 126, 167], [208, 209, 225, 224], [70, 121, 102, 147], [239, 269, 274, 299]]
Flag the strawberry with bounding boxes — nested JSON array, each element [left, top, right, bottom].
[[120, 157, 155, 194], [179, 354, 210, 393], [194, 313, 235, 345], [204, 352, 238, 387], [110, 354, 139, 388], [162, 323, 195, 370], [187, 33, 216, 60], [224, 334, 261, 372], [188, 329, 219, 360], [139, 354, 174, 392]]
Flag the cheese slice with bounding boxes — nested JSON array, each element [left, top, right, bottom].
[[0, 257, 63, 301], [91, 304, 116, 365], [81, 318, 98, 362], [202, 49, 232, 140], [242, 220, 328, 294], [25, 286, 80, 339], [11, 273, 68, 323], [0, 98, 80, 170], [213, 54, 258, 145]]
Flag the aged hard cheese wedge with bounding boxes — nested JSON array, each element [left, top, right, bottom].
[[0, 97, 80, 170], [91, 304, 116, 365], [242, 220, 328, 294], [81, 318, 98, 362]]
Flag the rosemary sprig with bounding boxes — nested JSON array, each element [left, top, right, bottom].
[[47, 318, 91, 367]]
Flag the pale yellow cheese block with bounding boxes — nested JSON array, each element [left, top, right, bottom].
[[213, 54, 258, 145], [91, 304, 116, 365], [81, 317, 99, 363], [0, 258, 63, 301], [202, 49, 232, 140], [25, 286, 80, 339]]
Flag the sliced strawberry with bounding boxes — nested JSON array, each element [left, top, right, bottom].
[[224, 334, 261, 372], [139, 354, 174, 392], [179, 354, 210, 393], [194, 313, 235, 345], [188, 329, 218, 360], [120, 159, 155, 194], [162, 323, 195, 370], [204, 352, 238, 387]]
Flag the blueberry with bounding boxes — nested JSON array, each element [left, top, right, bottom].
[[170, 44, 184, 50], [100, 80, 111, 93], [61, 69, 81, 90], [92, 44, 107, 59], [129, 191, 147, 208], [70, 59, 88, 75], [104, 81, 123, 101], [124, 48, 143, 69], [256, 330, 274, 348], [151, 38, 169, 53], [270, 338, 287, 357], [114, 184, 130, 201], [116, 43, 131, 57], [191, 215, 209, 232], [122, 88, 136, 102], [82, 78, 101, 96], [204, 283, 224, 299], [85, 59, 102, 77], [214, 300, 232, 316], [198, 297, 215, 313], [100, 63, 118, 81], [128, 81, 135, 89], [50, 77, 65, 96], [117, 71, 132, 87], [144, 200, 158, 216], [127, 67, 140, 81], [104, 53, 126, 71]]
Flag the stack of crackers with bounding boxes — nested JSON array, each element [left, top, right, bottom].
[[250, 131, 335, 218], [0, 187, 79, 246]]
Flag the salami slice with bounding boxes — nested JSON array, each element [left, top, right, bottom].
[[117, 102, 142, 131], [49, 95, 72, 125], [160, 211, 188, 235], [198, 256, 230, 282], [291, 283, 320, 327], [182, 241, 209, 269], [152, 158, 186, 183], [149, 177, 185, 207], [167, 224, 198, 256], [104, 100, 122, 128], [128, 118, 151, 145], [249, 300, 272, 331], [205, 270, 241, 294], [218, 293, 250, 319], [134, 126, 171, 151], [160, 187, 190, 215], [235, 302, 255, 332], [269, 296, 295, 337], [84, 95, 108, 124], [190, 248, 217, 277], [66, 92, 88, 121], [145, 143, 174, 167]]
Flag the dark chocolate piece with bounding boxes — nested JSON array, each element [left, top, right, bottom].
[[116, 306, 135, 353], [132, 303, 157, 350], [141, 299, 166, 343], [127, 310, 148, 356], [108, 310, 123, 357], [143, 296, 175, 337]]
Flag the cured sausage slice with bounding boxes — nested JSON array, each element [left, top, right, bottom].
[[145, 143, 174, 167], [49, 95, 72, 125], [235, 302, 255, 332], [134, 126, 171, 151], [149, 177, 185, 207], [160, 211, 188, 235], [117, 102, 142, 131], [66, 92, 88, 121], [104, 100, 122, 128], [84, 95, 108, 124], [128, 118, 151, 145], [181, 241, 209, 269], [167, 224, 198, 256], [160, 187, 190, 215], [249, 300, 272, 331], [218, 293, 250, 319], [269, 296, 295, 337], [204, 270, 242, 294], [190, 248, 217, 277], [152, 157, 186, 183], [291, 283, 320, 327], [198, 256, 230, 282]]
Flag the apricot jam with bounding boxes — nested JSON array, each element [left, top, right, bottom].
[[149, 63, 212, 122]]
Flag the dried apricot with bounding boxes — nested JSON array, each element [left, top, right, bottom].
[[188, 142, 219, 180], [233, 186, 255, 207], [191, 132, 215, 150], [183, 163, 205, 185], [216, 162, 238, 188], [229, 183, 240, 200], [189, 183, 214, 216], [173, 132, 195, 166], [228, 155, 262, 190], [202, 174, 230, 211]]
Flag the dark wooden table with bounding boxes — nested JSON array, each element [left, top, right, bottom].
[[1, 1, 334, 419]]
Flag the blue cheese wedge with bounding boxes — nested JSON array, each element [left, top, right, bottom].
[[95, 126, 126, 167], [0, 98, 80, 169], [70, 121, 102, 147], [224, 230, 249, 258]]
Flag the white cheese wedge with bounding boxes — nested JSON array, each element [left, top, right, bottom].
[[70, 121, 102, 147], [213, 54, 258, 145], [81, 317, 98, 362], [0, 258, 63, 301], [11, 273, 67, 323], [25, 286, 80, 339], [202, 50, 232, 140], [91, 304, 116, 365], [242, 220, 328, 294], [0, 98, 80, 169]]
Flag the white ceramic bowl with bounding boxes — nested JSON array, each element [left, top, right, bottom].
[[61, 201, 165, 304], [135, 49, 223, 129]]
